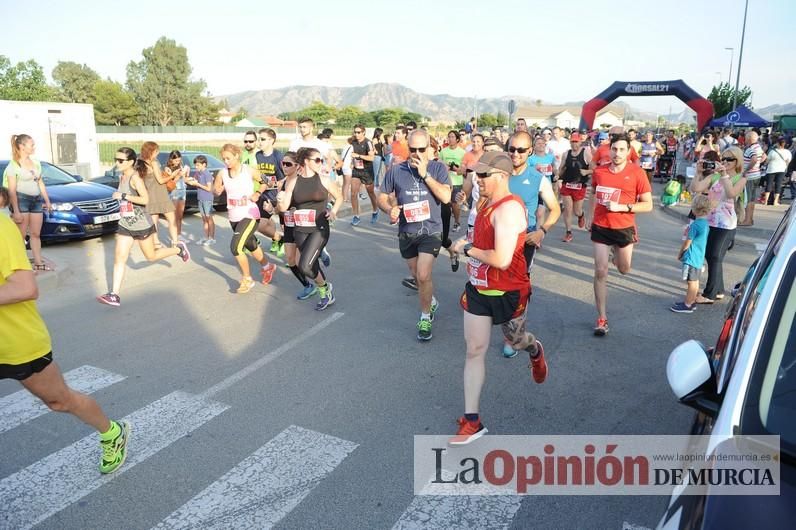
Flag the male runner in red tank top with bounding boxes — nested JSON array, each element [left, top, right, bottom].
[[449, 151, 549, 445]]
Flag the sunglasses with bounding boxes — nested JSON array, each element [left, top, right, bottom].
[[243, 140, 256, 144], [508, 146, 530, 154], [309, 157, 323, 164], [476, 171, 498, 178], [721, 157, 736, 162], [408, 146, 427, 153], [114, 157, 129, 163], [406, 127, 415, 131], [282, 161, 295, 167], [259, 137, 271, 142], [354, 130, 364, 134]]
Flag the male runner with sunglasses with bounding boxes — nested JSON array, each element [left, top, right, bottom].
[[255, 128, 286, 256], [379, 129, 451, 341]]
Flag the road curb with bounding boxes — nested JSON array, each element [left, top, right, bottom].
[[658, 205, 775, 241]]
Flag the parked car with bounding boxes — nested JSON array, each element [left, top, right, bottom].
[[0, 160, 120, 242], [93, 151, 227, 211], [658, 204, 795, 529]]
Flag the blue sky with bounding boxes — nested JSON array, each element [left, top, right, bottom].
[[1, 0, 791, 114]]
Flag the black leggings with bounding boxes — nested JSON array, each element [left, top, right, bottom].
[[294, 225, 330, 281], [702, 226, 735, 299], [441, 202, 452, 249], [230, 218, 259, 256]]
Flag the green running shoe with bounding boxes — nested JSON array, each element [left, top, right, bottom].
[[270, 240, 279, 253], [276, 241, 285, 257], [417, 317, 433, 341], [100, 420, 130, 474]]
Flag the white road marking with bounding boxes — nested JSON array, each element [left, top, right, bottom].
[[0, 391, 228, 530], [0, 365, 125, 434], [154, 425, 358, 529], [622, 522, 652, 530]]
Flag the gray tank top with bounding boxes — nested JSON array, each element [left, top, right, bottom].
[[118, 173, 153, 231]]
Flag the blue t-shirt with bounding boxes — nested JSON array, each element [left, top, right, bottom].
[[509, 165, 544, 230], [683, 217, 709, 269], [528, 152, 555, 181], [255, 150, 285, 201], [195, 169, 213, 202], [381, 160, 450, 234]]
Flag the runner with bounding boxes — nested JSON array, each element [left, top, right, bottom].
[[378, 129, 451, 340], [203, 143, 276, 294], [254, 128, 285, 256], [440, 131, 466, 241], [349, 124, 379, 226], [592, 130, 640, 169], [276, 147, 342, 310], [639, 131, 664, 185], [449, 151, 549, 445], [140, 141, 179, 250], [527, 135, 557, 229], [588, 133, 653, 336], [1, 199, 130, 474], [97, 148, 190, 307], [558, 132, 593, 242], [627, 129, 643, 158], [240, 130, 258, 167], [505, 131, 560, 357], [547, 126, 571, 176], [659, 129, 679, 182]]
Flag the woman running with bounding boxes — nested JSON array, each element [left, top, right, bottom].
[[97, 148, 190, 307], [195, 143, 276, 294], [277, 152, 314, 299], [140, 142, 179, 249], [276, 147, 342, 310], [3, 134, 53, 271]]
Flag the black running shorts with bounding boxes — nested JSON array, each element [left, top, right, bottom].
[[0, 351, 53, 380], [590, 224, 638, 248], [398, 232, 442, 259], [460, 282, 530, 325]]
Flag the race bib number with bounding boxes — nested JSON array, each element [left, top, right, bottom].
[[403, 200, 431, 223], [467, 257, 490, 288], [283, 210, 295, 227], [594, 185, 621, 206], [227, 197, 248, 208], [353, 157, 365, 170], [564, 182, 583, 190], [119, 200, 135, 218], [293, 208, 317, 227], [641, 160, 654, 170], [536, 164, 553, 176]]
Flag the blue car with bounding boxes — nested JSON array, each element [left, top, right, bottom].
[[0, 160, 120, 242]]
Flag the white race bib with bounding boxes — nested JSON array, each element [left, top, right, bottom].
[[293, 209, 317, 227], [467, 257, 490, 288], [119, 200, 135, 218], [564, 182, 583, 190], [403, 200, 431, 223], [594, 185, 621, 206], [283, 210, 295, 227]]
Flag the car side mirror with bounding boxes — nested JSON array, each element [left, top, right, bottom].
[[666, 340, 720, 417], [72, 174, 83, 182]]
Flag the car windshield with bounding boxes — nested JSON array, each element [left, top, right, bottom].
[[156, 152, 225, 171], [41, 163, 78, 186]]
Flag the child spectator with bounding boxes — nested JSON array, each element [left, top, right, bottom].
[[661, 174, 685, 206], [186, 155, 216, 245], [671, 194, 713, 313]]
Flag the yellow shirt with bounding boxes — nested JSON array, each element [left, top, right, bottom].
[[0, 213, 51, 365]]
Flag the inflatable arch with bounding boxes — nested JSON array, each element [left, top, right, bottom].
[[579, 80, 714, 131]]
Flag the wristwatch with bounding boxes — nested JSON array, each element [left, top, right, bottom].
[[121, 193, 127, 201], [626, 203, 633, 212], [463, 243, 473, 257]]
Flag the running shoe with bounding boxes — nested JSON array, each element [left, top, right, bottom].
[[97, 292, 121, 307], [270, 240, 279, 253], [359, 191, 368, 200], [502, 342, 518, 358], [297, 284, 318, 300], [260, 262, 277, 284], [449, 417, 487, 445], [176, 241, 191, 263], [593, 318, 609, 336], [205, 238, 216, 246], [351, 215, 361, 226], [670, 302, 696, 313], [315, 282, 335, 311], [371, 211, 379, 224], [430, 299, 439, 322], [450, 252, 459, 272], [402, 277, 418, 291], [237, 276, 256, 294], [197, 237, 207, 246], [577, 214, 585, 229], [276, 241, 285, 258], [562, 231, 573, 243], [529, 340, 548, 383], [99, 420, 130, 474], [417, 317, 433, 341], [321, 248, 331, 267], [452, 222, 461, 232]]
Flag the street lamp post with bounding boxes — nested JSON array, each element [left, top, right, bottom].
[[732, 0, 749, 110], [724, 47, 734, 85]]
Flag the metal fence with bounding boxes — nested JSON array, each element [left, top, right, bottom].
[[96, 125, 297, 135]]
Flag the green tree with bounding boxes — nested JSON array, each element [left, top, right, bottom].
[[477, 113, 499, 129], [126, 37, 218, 125], [295, 101, 337, 125], [52, 61, 100, 103], [0, 55, 56, 101], [708, 82, 753, 118], [372, 108, 404, 127], [335, 105, 365, 129], [93, 80, 140, 125], [231, 107, 247, 122], [495, 112, 508, 127]]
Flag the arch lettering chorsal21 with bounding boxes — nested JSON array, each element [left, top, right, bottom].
[[578, 80, 714, 131]]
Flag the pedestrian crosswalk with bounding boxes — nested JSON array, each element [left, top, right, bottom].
[[0, 361, 526, 529]]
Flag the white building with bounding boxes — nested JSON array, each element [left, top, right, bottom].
[[515, 104, 625, 129], [0, 100, 101, 179]]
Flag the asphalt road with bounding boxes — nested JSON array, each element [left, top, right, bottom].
[[0, 194, 770, 530]]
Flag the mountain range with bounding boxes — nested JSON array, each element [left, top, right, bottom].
[[218, 83, 795, 124]]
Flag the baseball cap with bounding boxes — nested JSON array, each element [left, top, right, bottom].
[[483, 136, 503, 148], [474, 151, 513, 174], [570, 132, 583, 142]]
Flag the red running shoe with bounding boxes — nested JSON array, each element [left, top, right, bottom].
[[577, 214, 586, 229], [449, 417, 488, 445], [529, 340, 548, 383], [594, 318, 609, 336], [261, 262, 277, 284], [562, 231, 573, 243]]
